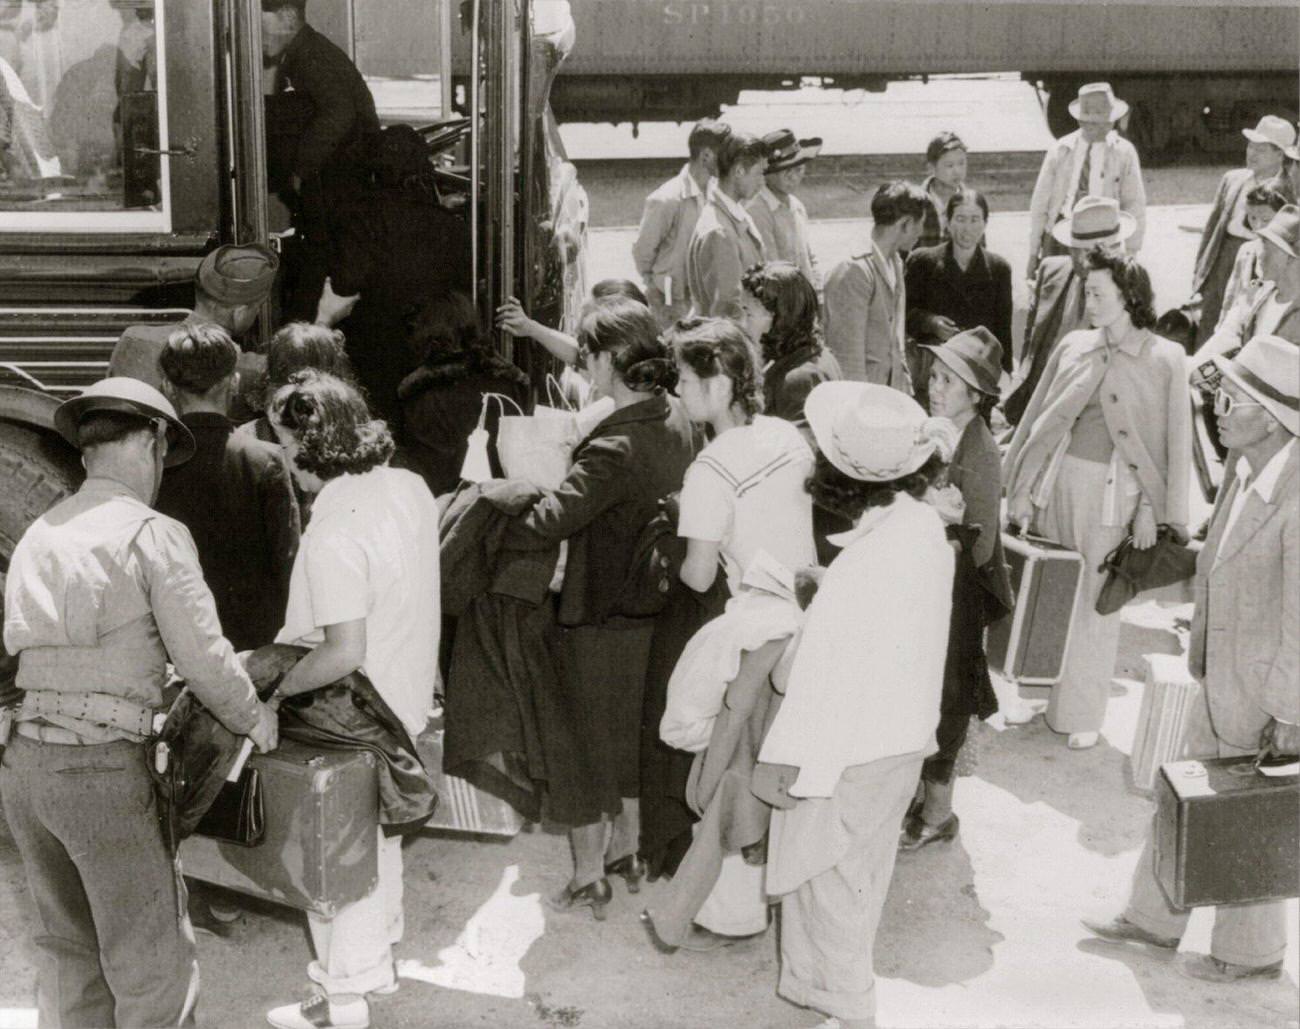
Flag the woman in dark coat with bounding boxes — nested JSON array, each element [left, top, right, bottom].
[[395, 291, 531, 499], [901, 326, 1013, 850], [504, 298, 698, 918], [904, 187, 1013, 410]]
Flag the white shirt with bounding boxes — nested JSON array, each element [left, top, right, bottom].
[[1064, 133, 1111, 212], [277, 466, 441, 737], [1216, 438, 1296, 568], [678, 415, 816, 594]]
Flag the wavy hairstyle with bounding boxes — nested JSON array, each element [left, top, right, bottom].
[[270, 370, 394, 479], [267, 322, 354, 388], [740, 261, 822, 364], [577, 297, 677, 394], [664, 316, 763, 420], [806, 451, 947, 522], [1085, 248, 1158, 330]]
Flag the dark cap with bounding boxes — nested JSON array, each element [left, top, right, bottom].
[[196, 243, 280, 306], [761, 129, 823, 174]]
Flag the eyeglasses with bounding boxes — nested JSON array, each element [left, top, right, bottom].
[[1213, 388, 1265, 418]]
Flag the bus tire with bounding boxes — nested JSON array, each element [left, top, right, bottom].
[[0, 421, 79, 576]]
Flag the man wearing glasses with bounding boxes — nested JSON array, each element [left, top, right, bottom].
[[1084, 334, 1298, 983]]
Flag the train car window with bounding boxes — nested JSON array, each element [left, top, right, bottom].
[[0, 0, 170, 232]]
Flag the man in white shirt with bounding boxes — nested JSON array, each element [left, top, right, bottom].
[[632, 119, 731, 327], [1027, 82, 1146, 279], [1085, 334, 1298, 984]]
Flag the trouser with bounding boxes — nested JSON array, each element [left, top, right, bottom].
[[1036, 455, 1133, 735], [776, 754, 923, 1023], [695, 850, 767, 937], [307, 830, 404, 996], [0, 735, 199, 1029], [1121, 689, 1288, 968]]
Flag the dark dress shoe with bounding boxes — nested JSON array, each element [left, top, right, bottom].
[[546, 877, 612, 921], [899, 813, 959, 851], [1081, 916, 1179, 950], [1178, 953, 1283, 983], [639, 909, 677, 954], [605, 854, 647, 894]]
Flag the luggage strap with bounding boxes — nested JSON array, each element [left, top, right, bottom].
[[18, 689, 157, 740]]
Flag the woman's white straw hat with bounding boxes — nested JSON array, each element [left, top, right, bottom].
[[806, 381, 956, 483]]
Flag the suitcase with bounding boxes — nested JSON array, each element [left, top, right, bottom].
[[1130, 654, 1201, 792], [415, 716, 527, 837], [1154, 757, 1299, 910], [986, 532, 1084, 684], [179, 738, 380, 917]]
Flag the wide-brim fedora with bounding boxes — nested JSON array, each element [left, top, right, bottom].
[[1256, 203, 1300, 259], [925, 326, 1004, 397], [1212, 334, 1300, 436], [1051, 195, 1138, 248], [762, 128, 823, 173], [55, 377, 196, 467], [1068, 82, 1129, 124]]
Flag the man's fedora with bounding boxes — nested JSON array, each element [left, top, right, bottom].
[[1068, 82, 1129, 125], [926, 326, 1004, 397], [55, 377, 196, 466], [1213, 334, 1300, 436], [1051, 195, 1137, 249], [1242, 115, 1298, 152], [196, 243, 279, 307], [1257, 204, 1300, 260], [762, 129, 822, 174]]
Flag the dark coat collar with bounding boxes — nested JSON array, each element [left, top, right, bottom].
[[586, 393, 670, 437], [938, 241, 991, 283]]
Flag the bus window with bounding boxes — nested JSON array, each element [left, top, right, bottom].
[[0, 0, 170, 233]]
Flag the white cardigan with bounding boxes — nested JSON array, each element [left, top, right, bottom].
[[758, 493, 954, 798]]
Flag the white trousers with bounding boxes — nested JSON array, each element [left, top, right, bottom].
[[695, 850, 768, 937]]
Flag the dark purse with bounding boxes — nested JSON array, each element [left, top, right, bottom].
[[193, 765, 265, 846], [1095, 526, 1198, 615]]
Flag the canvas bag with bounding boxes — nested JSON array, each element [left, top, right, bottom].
[[497, 377, 582, 490]]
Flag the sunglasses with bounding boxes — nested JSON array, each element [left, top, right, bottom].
[[1213, 388, 1265, 418]]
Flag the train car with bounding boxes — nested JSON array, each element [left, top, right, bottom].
[[531, 0, 1298, 155]]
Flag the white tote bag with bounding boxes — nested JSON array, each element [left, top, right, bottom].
[[494, 378, 581, 490]]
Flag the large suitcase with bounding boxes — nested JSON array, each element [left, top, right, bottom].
[[415, 715, 527, 837], [1130, 654, 1201, 792], [986, 533, 1084, 685], [1154, 757, 1299, 909], [180, 739, 380, 917]]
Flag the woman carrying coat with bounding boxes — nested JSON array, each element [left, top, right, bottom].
[[902, 327, 1013, 850], [1005, 250, 1192, 750], [505, 298, 697, 919]]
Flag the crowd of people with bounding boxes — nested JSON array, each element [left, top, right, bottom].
[[1, 73, 1298, 1029]]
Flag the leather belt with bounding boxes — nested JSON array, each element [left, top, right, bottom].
[[18, 689, 157, 740], [14, 722, 103, 746]]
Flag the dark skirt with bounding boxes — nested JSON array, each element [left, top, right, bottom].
[[541, 617, 656, 827], [1194, 235, 1246, 348]]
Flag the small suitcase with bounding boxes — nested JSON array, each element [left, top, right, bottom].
[[415, 716, 527, 837], [1154, 757, 1299, 909], [986, 532, 1084, 684], [179, 738, 380, 917], [1130, 654, 1201, 792]]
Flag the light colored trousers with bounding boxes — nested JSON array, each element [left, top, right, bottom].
[[307, 830, 404, 996], [774, 754, 923, 1023], [1123, 689, 1288, 967], [1037, 455, 1133, 734], [696, 850, 768, 937]]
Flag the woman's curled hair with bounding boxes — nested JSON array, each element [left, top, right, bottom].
[[271, 370, 395, 479], [806, 452, 947, 522], [664, 316, 763, 419], [577, 297, 677, 394], [740, 261, 823, 364], [1085, 249, 1157, 330]]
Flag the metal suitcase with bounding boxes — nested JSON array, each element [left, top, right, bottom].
[[986, 533, 1084, 685], [1130, 654, 1201, 792], [180, 738, 380, 917], [1155, 757, 1299, 909]]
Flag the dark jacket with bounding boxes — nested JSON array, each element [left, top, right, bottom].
[[274, 23, 379, 183], [1005, 255, 1086, 426], [155, 413, 300, 651], [763, 344, 842, 426], [904, 241, 1014, 371], [950, 417, 1014, 618], [507, 394, 700, 627]]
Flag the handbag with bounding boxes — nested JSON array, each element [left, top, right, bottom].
[[193, 765, 265, 846], [496, 377, 582, 490], [1095, 526, 1198, 615]]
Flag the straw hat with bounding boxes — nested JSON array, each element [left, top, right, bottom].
[[1051, 195, 1138, 249], [1068, 82, 1129, 124], [55, 378, 196, 466], [806, 382, 953, 483], [1212, 334, 1300, 436]]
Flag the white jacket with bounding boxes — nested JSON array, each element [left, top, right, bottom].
[[1028, 129, 1146, 255]]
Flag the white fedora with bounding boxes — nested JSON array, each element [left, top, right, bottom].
[[806, 382, 955, 483], [1242, 115, 1298, 151], [1068, 82, 1129, 124], [1212, 334, 1300, 436], [1051, 195, 1138, 249]]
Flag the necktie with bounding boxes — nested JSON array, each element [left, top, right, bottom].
[[1077, 143, 1093, 200]]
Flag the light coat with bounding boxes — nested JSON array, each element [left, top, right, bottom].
[[746, 185, 819, 288], [685, 190, 766, 319], [824, 246, 910, 390], [1004, 327, 1193, 527], [632, 164, 708, 309], [1189, 443, 1299, 747], [1200, 281, 1300, 361], [1028, 129, 1146, 255]]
